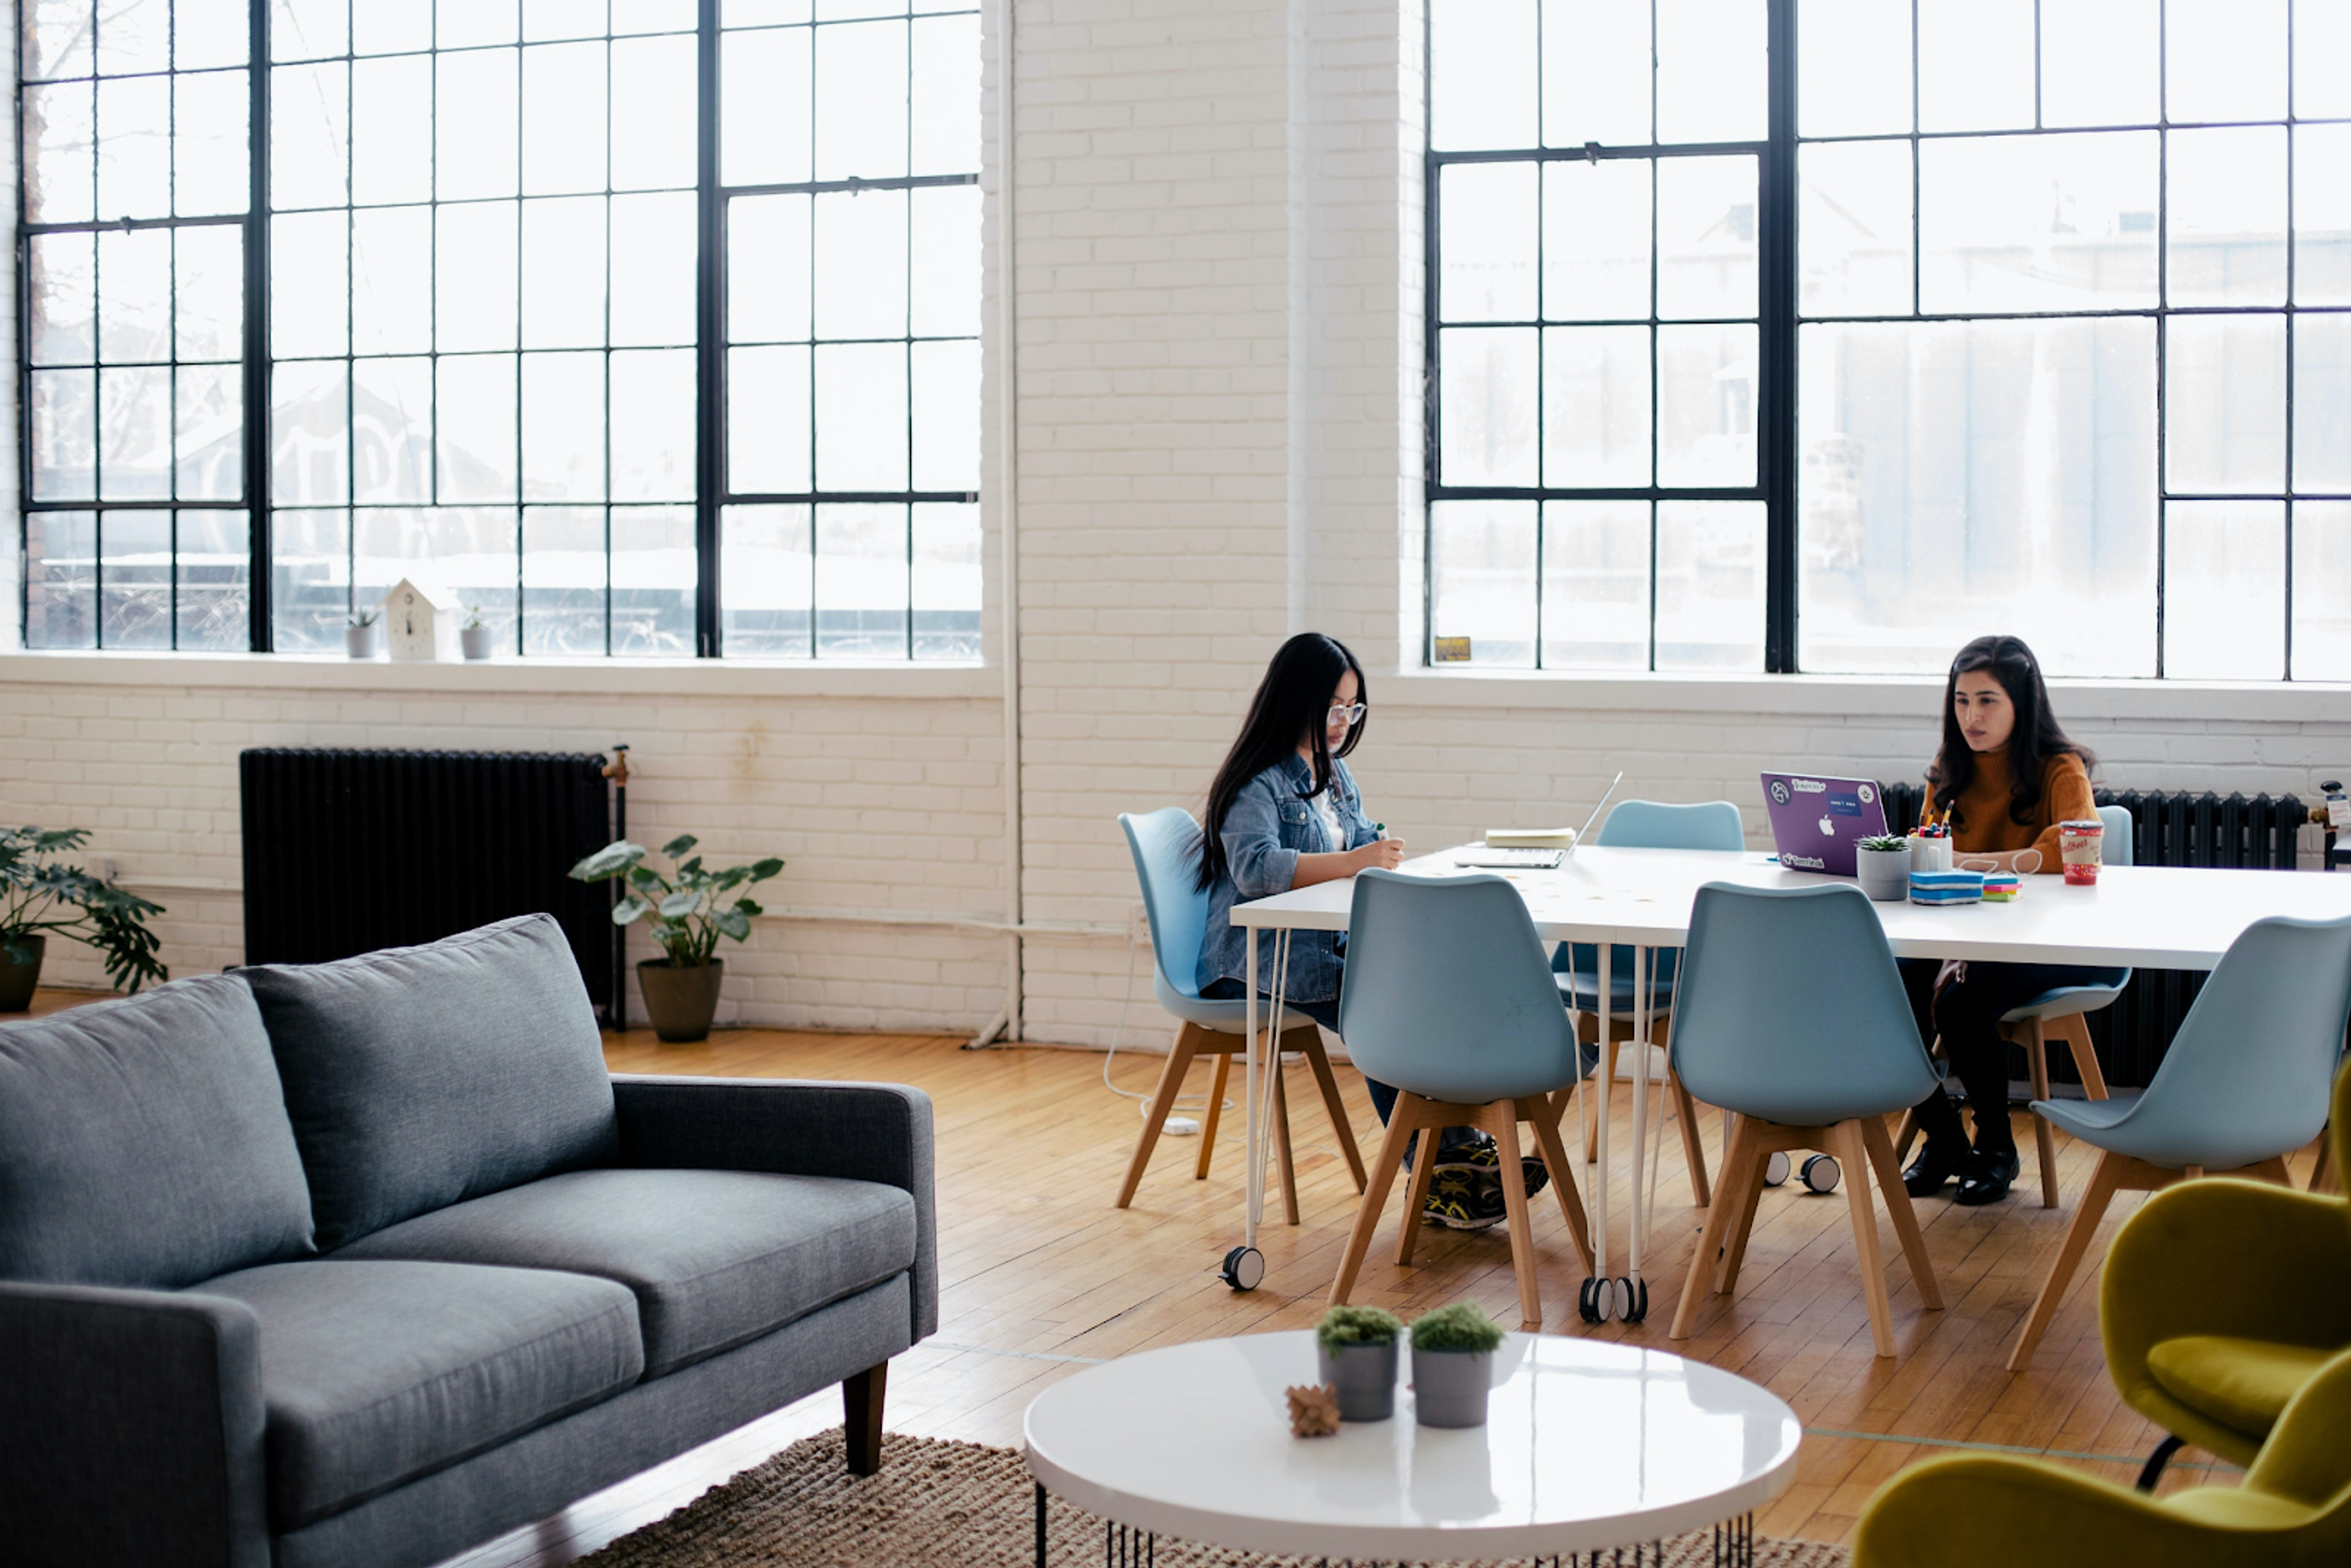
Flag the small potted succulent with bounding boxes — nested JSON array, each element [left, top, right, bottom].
[[1315, 1305, 1403, 1421], [460, 606, 495, 661], [1, 827, 168, 1010], [1856, 833, 1910, 901], [568, 835, 785, 1042], [345, 609, 382, 658], [1409, 1302, 1504, 1428]]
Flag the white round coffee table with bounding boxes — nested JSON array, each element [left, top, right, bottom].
[[1023, 1330, 1799, 1566]]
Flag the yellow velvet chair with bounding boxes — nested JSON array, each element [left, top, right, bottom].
[[2096, 1060, 2351, 1477], [1853, 1343, 2351, 1568]]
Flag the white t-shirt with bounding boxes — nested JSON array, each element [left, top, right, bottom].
[[1310, 790, 1344, 852]]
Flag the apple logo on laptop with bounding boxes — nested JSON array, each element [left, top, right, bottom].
[[1820, 815, 1835, 836]]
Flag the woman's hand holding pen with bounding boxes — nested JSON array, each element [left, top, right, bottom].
[[1352, 834, 1406, 872]]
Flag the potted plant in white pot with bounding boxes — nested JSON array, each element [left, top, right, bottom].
[[345, 609, 382, 658], [1409, 1302, 1504, 1428], [1315, 1304, 1403, 1421], [567, 834, 784, 1042], [460, 606, 495, 661], [1, 827, 169, 1011], [1856, 833, 1910, 901]]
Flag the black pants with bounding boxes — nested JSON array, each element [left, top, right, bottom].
[[1898, 958, 2110, 1150]]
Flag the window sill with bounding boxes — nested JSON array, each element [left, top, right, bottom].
[[1383, 667, 2351, 724], [0, 650, 996, 700]]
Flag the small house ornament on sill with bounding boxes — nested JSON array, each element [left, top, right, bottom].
[[380, 577, 464, 662]]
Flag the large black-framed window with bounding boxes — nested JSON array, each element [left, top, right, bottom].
[[17, 0, 980, 659], [1427, 0, 2351, 679]]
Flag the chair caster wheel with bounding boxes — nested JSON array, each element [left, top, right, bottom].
[[1801, 1153, 1841, 1193], [1218, 1245, 1264, 1291], [1615, 1276, 1649, 1323], [1762, 1151, 1791, 1187], [1578, 1276, 1611, 1323]]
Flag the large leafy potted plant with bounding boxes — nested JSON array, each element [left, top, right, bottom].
[[568, 835, 784, 1042], [0, 827, 169, 1011]]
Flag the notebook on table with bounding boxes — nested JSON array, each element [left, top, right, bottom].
[[1453, 771, 1624, 871], [1758, 771, 1891, 877]]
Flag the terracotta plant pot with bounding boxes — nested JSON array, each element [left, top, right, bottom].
[[1411, 1345, 1493, 1428], [0, 935, 46, 1012], [637, 957, 723, 1043], [1316, 1338, 1399, 1422]]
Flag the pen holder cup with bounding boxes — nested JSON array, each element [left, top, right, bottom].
[[1907, 835, 1953, 873]]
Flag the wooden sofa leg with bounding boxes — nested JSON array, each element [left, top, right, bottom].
[[844, 1362, 888, 1475]]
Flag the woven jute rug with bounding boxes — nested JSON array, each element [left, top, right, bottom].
[[580, 1430, 1850, 1568]]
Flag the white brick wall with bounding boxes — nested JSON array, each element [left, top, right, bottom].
[[7, 0, 2351, 1043]]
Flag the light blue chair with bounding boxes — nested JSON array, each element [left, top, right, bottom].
[[1897, 804, 2137, 1207], [1667, 881, 1948, 1357], [1114, 809, 1367, 1221], [2005, 911, 2351, 1370], [1328, 868, 1594, 1327], [1554, 798, 1744, 1196]]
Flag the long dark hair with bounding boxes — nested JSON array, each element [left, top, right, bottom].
[[1194, 633, 1368, 891], [1928, 634, 2093, 827]]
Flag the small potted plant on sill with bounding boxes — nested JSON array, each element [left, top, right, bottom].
[[1315, 1304, 1404, 1421], [345, 609, 382, 659], [1856, 833, 1911, 901], [1409, 1302, 1504, 1428], [567, 834, 784, 1043], [460, 606, 495, 662], [1, 827, 168, 1011]]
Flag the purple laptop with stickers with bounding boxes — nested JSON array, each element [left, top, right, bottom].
[[1759, 771, 1891, 877]]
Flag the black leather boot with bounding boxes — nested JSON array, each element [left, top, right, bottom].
[[1953, 1139, 2022, 1206], [1902, 1091, 1970, 1198]]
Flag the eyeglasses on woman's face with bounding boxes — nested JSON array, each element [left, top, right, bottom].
[[1327, 703, 1367, 727]]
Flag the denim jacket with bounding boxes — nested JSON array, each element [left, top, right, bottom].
[[1197, 754, 1376, 1003]]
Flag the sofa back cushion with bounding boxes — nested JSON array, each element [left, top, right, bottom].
[[0, 975, 315, 1286], [241, 914, 618, 1250]]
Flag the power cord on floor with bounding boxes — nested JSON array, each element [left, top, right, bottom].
[[1101, 919, 1232, 1131]]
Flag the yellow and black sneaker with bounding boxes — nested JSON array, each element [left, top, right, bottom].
[[1423, 1169, 1507, 1231], [1434, 1133, 1552, 1202]]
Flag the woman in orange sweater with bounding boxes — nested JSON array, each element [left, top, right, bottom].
[[1899, 634, 2104, 1206]]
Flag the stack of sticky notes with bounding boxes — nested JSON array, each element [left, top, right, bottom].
[[1981, 871, 2023, 901], [1910, 869, 1985, 906]]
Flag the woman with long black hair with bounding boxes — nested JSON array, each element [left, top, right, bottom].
[[1899, 634, 2105, 1206], [1194, 632, 1536, 1230]]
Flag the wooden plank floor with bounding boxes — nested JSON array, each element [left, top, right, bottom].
[[440, 1021, 2302, 1567], [17, 992, 2290, 1563]]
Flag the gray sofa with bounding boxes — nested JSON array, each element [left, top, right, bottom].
[[0, 914, 936, 1568]]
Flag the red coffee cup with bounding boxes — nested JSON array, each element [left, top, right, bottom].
[[2058, 820, 2104, 885]]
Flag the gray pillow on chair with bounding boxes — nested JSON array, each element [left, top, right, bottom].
[[0, 974, 315, 1286], [241, 913, 618, 1250]]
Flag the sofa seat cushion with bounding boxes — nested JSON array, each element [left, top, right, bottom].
[[0, 974, 313, 1288], [197, 1258, 643, 1530], [240, 913, 618, 1250], [334, 1168, 917, 1378]]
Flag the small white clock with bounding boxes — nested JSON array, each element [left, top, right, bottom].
[[379, 577, 463, 662]]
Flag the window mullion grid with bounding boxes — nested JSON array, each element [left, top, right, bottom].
[[2154, 0, 2169, 677], [1531, 0, 1545, 670], [2284, 0, 2298, 680], [246, 0, 276, 648], [1760, 0, 1798, 671], [695, 0, 725, 656]]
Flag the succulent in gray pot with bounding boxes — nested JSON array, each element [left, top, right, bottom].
[[460, 606, 495, 661], [1315, 1304, 1404, 1421], [1855, 834, 1911, 901], [568, 834, 784, 1043], [345, 609, 382, 658], [1409, 1302, 1504, 1428], [0, 827, 168, 1011]]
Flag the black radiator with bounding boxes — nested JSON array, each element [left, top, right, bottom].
[[1877, 780, 2308, 1087], [241, 748, 616, 1016]]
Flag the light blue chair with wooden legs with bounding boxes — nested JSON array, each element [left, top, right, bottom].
[[1895, 803, 2137, 1209], [1328, 868, 1594, 1328], [1114, 809, 1368, 1221], [1667, 881, 1946, 1357], [1554, 799, 1743, 1203], [2003, 910, 2351, 1371]]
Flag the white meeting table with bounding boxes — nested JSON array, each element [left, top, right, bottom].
[[1228, 844, 2351, 1311]]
